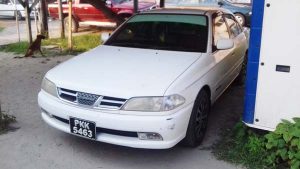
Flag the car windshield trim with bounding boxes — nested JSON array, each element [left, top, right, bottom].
[[105, 13, 209, 53]]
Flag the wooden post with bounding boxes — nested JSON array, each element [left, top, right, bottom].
[[133, 0, 138, 13], [24, 0, 32, 44], [68, 0, 72, 50], [14, 0, 20, 42], [58, 0, 65, 38]]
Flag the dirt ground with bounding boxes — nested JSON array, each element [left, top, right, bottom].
[[0, 52, 244, 169]]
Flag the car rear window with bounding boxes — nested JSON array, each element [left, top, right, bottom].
[[105, 14, 209, 53]]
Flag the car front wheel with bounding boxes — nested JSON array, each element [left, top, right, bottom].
[[181, 89, 210, 147]]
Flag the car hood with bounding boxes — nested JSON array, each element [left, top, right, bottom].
[[46, 45, 201, 99]]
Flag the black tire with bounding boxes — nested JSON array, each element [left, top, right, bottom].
[[64, 16, 79, 33], [181, 89, 210, 147], [235, 52, 248, 85], [235, 13, 246, 27]]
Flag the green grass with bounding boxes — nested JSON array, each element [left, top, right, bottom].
[[0, 33, 101, 55], [43, 33, 101, 53], [0, 41, 29, 54], [0, 27, 4, 32]]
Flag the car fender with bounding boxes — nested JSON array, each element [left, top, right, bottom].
[[163, 53, 216, 107]]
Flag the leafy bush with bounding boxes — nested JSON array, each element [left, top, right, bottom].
[[214, 119, 300, 169], [265, 118, 300, 169]]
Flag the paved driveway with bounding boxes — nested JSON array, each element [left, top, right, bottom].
[[0, 52, 244, 169]]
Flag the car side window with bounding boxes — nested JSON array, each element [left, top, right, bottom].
[[213, 15, 230, 51], [224, 14, 242, 38]]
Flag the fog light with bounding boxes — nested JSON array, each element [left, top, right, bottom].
[[137, 132, 163, 141]]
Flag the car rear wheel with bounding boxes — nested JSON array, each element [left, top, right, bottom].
[[181, 89, 210, 147], [64, 16, 79, 33], [235, 13, 245, 27]]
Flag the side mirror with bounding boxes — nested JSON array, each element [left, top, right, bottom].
[[105, 0, 112, 6], [101, 32, 110, 43], [216, 39, 234, 50]]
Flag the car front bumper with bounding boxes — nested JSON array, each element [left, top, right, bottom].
[[38, 90, 193, 149]]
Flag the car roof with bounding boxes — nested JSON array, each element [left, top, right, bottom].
[[142, 7, 233, 16]]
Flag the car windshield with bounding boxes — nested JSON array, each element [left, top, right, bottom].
[[105, 14, 208, 53]]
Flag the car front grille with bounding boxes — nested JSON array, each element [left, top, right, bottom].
[[57, 88, 127, 110]]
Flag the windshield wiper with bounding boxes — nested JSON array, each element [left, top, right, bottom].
[[109, 42, 149, 48]]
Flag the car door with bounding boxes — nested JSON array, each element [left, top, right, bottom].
[[224, 14, 247, 80], [74, 0, 95, 22], [211, 13, 236, 99]]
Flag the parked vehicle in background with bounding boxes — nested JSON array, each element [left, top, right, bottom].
[[0, 0, 36, 19], [106, 0, 157, 18], [165, 0, 252, 27], [227, 0, 251, 6], [48, 0, 157, 32], [39, 7, 248, 149], [217, 0, 251, 27]]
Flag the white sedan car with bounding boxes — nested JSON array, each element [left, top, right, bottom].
[[38, 7, 248, 149]]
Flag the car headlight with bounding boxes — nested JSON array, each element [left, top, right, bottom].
[[122, 94, 185, 112], [248, 11, 252, 15], [41, 78, 58, 97]]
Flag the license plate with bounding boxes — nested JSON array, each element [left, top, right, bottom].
[[70, 117, 96, 140]]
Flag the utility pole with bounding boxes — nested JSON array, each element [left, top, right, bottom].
[[39, 0, 49, 38], [58, 0, 65, 38], [68, 0, 72, 50]]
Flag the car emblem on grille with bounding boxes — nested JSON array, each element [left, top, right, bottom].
[[77, 92, 100, 106]]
